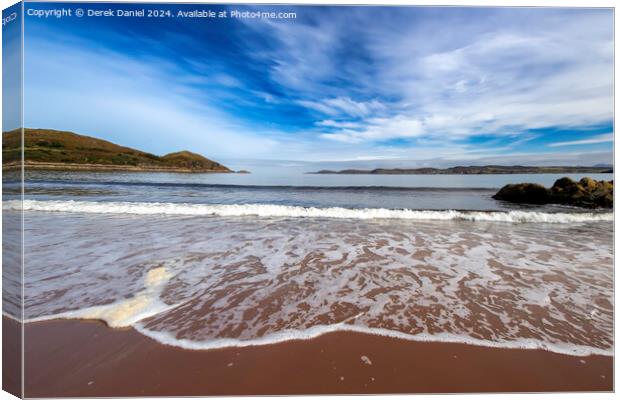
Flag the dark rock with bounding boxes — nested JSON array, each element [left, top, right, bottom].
[[494, 177, 613, 209], [590, 180, 613, 208], [579, 177, 597, 190], [492, 183, 550, 204], [549, 177, 613, 208], [549, 177, 588, 206]]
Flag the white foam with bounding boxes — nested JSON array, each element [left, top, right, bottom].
[[26, 265, 178, 328], [22, 305, 613, 357], [2, 312, 22, 323], [133, 321, 613, 357], [17, 204, 613, 359], [26, 296, 177, 328], [6, 199, 613, 223]]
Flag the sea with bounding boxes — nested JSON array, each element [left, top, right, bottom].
[[2, 170, 614, 356]]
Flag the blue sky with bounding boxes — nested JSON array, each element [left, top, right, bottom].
[[21, 4, 613, 169], [3, 2, 22, 131]]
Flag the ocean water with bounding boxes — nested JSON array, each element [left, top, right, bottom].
[[2, 170, 614, 356], [7, 170, 615, 211]]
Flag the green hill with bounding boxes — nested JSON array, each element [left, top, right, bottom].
[[2, 128, 231, 173]]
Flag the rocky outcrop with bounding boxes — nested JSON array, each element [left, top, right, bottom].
[[549, 177, 613, 208], [491, 183, 550, 204], [493, 177, 613, 209]]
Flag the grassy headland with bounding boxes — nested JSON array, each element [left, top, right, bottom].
[[2, 128, 232, 173]]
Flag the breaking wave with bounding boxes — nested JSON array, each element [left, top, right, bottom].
[[5, 199, 613, 223]]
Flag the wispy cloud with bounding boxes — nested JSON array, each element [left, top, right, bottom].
[[23, 5, 613, 167], [321, 115, 424, 143], [299, 97, 385, 118], [237, 7, 613, 157], [548, 133, 613, 147], [24, 33, 282, 159]]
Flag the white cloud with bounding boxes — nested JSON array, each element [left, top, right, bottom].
[[321, 115, 424, 143], [548, 133, 613, 147], [299, 97, 385, 118], [292, 10, 613, 146], [317, 120, 362, 129]]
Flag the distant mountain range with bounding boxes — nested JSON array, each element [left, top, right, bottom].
[[2, 128, 237, 173], [311, 165, 613, 175]]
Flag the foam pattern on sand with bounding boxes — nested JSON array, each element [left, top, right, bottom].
[[6, 199, 613, 223], [13, 207, 613, 356], [134, 321, 611, 357], [26, 266, 178, 327]]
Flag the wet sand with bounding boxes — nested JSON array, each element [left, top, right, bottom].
[[2, 317, 22, 397], [16, 317, 612, 397]]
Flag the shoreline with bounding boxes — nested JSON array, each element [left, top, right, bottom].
[[13, 317, 613, 396]]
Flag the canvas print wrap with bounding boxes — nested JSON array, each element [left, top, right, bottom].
[[1, 2, 614, 397]]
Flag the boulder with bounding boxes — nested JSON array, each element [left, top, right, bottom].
[[551, 177, 582, 194], [591, 180, 614, 208], [549, 177, 614, 208], [549, 177, 588, 205], [493, 177, 613, 209], [579, 177, 598, 190], [492, 183, 550, 204]]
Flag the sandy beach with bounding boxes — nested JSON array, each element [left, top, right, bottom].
[[7, 201, 614, 396], [17, 317, 611, 397], [2, 317, 21, 396]]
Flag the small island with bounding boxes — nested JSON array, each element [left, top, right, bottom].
[[493, 177, 613, 209], [2, 128, 237, 173], [310, 165, 613, 175]]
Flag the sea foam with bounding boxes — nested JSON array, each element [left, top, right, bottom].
[[5, 199, 613, 223], [25, 265, 179, 328], [12, 200, 614, 358], [133, 321, 614, 357]]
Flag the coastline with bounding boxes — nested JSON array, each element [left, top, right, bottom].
[[2, 161, 234, 174], [309, 167, 613, 175], [17, 317, 612, 396]]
